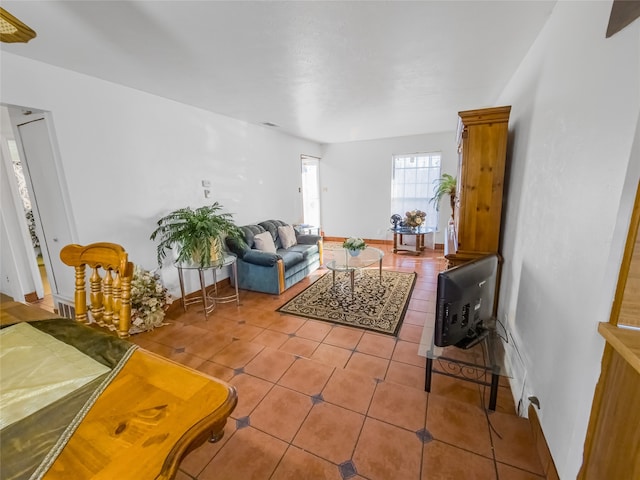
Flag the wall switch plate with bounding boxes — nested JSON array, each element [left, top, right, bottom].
[[204, 189, 211, 198], [202, 180, 211, 187]]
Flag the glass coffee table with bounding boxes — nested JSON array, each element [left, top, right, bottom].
[[323, 246, 384, 292]]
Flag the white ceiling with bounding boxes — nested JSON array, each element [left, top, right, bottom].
[[1, 1, 555, 144]]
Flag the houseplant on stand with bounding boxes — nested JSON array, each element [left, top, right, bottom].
[[429, 173, 457, 220], [150, 202, 244, 267]]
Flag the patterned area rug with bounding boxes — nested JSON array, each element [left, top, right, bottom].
[[277, 269, 417, 336]]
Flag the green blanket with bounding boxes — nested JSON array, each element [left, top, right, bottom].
[[0, 318, 136, 480]]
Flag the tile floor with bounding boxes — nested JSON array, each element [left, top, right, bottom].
[[33, 246, 545, 480]]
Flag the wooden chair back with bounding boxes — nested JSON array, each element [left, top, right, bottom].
[[60, 242, 134, 338]]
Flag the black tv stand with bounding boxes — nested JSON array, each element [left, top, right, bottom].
[[423, 319, 502, 410], [456, 326, 490, 350]]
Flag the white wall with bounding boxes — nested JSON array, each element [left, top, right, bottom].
[[495, 1, 639, 478], [320, 131, 458, 243], [0, 52, 321, 298]]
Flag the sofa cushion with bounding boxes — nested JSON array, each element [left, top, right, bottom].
[[259, 220, 288, 249], [240, 225, 266, 249], [287, 243, 318, 260], [278, 225, 297, 249], [278, 250, 304, 268], [254, 231, 277, 253]]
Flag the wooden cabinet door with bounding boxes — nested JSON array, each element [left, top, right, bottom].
[[456, 106, 510, 255]]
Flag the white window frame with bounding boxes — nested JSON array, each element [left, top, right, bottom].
[[391, 151, 442, 230]]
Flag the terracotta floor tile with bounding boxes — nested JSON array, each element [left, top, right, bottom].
[[228, 373, 273, 418], [144, 323, 209, 348], [355, 332, 397, 358], [293, 402, 364, 465], [240, 308, 280, 328], [199, 426, 287, 479], [408, 298, 431, 312], [210, 339, 264, 368], [496, 462, 546, 479], [368, 380, 428, 431], [225, 321, 264, 341], [344, 352, 390, 380], [295, 320, 333, 341], [422, 440, 497, 480], [403, 309, 427, 326], [278, 357, 334, 395], [426, 394, 493, 458], [251, 329, 290, 349], [250, 385, 313, 442], [195, 360, 235, 382], [184, 331, 235, 359], [244, 347, 297, 383], [310, 343, 353, 369], [323, 326, 364, 349], [398, 323, 425, 343], [267, 315, 306, 334], [385, 360, 426, 390], [180, 421, 237, 477], [392, 339, 427, 367], [321, 368, 377, 414], [278, 336, 319, 358], [429, 373, 484, 407], [490, 411, 545, 475], [270, 445, 343, 480], [486, 385, 517, 415], [352, 417, 422, 480]]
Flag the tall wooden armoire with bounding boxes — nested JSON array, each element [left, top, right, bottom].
[[445, 106, 511, 267]]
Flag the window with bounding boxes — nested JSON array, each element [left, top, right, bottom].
[[391, 152, 441, 230]]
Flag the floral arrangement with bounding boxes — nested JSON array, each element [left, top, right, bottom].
[[404, 210, 427, 227], [130, 265, 171, 333], [343, 237, 367, 251]]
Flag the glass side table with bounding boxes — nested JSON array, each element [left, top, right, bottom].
[[390, 225, 436, 255], [418, 317, 510, 411], [175, 254, 239, 318]]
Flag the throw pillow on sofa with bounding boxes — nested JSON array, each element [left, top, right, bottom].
[[278, 225, 297, 249], [254, 231, 277, 253]]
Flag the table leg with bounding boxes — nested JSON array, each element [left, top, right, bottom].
[[350, 269, 355, 293], [393, 232, 398, 253], [379, 258, 382, 283], [489, 372, 499, 411], [232, 261, 240, 306], [199, 268, 210, 319], [425, 357, 433, 392], [177, 267, 187, 312], [332, 270, 336, 286]]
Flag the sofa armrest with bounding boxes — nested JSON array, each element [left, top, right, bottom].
[[296, 234, 321, 245], [242, 249, 281, 267]]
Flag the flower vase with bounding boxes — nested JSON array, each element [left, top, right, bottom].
[[348, 249, 360, 257]]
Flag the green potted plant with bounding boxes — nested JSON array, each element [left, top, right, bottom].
[[343, 237, 367, 256], [429, 173, 457, 220], [150, 202, 244, 267]]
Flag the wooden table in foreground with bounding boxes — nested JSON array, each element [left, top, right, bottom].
[[0, 297, 238, 480]]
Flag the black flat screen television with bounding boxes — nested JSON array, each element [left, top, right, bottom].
[[434, 254, 499, 349]]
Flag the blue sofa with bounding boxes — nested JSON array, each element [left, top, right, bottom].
[[225, 220, 323, 295]]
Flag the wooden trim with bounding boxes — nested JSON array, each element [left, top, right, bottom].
[[598, 322, 640, 374], [277, 259, 285, 294], [528, 405, 560, 480], [610, 180, 640, 326]]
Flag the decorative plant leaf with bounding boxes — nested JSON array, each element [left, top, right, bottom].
[[150, 202, 244, 267], [429, 173, 457, 213]]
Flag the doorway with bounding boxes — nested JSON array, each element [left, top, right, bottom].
[[300, 155, 321, 229], [0, 105, 75, 309]]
